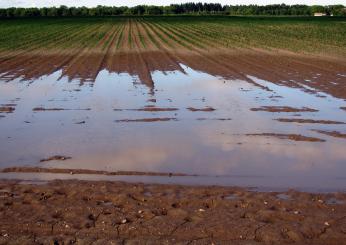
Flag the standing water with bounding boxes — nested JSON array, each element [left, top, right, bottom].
[[1, 64, 346, 192]]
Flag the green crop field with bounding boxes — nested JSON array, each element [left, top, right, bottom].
[[0, 16, 345, 58]]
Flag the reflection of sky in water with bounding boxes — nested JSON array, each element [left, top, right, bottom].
[[0, 65, 346, 190]]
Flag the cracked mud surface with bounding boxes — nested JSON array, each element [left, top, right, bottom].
[[0, 180, 345, 244]]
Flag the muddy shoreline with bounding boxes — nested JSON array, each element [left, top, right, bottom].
[[0, 179, 345, 244], [1, 167, 191, 177]]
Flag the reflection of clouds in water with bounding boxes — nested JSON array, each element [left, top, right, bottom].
[[0, 71, 65, 102], [21, 114, 346, 178], [0, 83, 20, 97], [52, 148, 168, 171], [195, 121, 346, 174], [44, 128, 197, 173]]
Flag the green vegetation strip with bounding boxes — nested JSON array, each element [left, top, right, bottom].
[[0, 17, 345, 57]]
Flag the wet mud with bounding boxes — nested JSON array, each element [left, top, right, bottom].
[[33, 107, 91, 112], [250, 106, 319, 113], [0, 106, 15, 113], [0, 50, 346, 100], [40, 156, 72, 163], [0, 179, 345, 244], [1, 167, 189, 177], [246, 133, 326, 142], [115, 118, 178, 123], [187, 107, 216, 112], [196, 118, 232, 121], [115, 107, 179, 112], [275, 118, 345, 124], [312, 130, 346, 139]]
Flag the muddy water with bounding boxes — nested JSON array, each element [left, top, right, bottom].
[[1, 65, 346, 191]]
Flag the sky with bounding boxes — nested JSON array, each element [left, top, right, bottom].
[[1, 0, 345, 8]]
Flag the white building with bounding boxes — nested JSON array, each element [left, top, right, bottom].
[[314, 12, 327, 16]]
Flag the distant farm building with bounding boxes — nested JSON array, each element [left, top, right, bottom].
[[314, 12, 327, 16]]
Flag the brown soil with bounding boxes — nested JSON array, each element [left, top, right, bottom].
[[115, 118, 178, 123], [0, 106, 15, 113], [33, 107, 66, 111], [275, 118, 345, 124], [135, 107, 178, 112], [187, 107, 216, 112], [40, 156, 72, 163], [33, 107, 91, 111], [251, 106, 318, 113], [197, 118, 232, 121], [0, 179, 345, 244], [312, 130, 346, 139], [1, 50, 345, 99], [1, 167, 189, 177], [114, 107, 179, 112], [246, 133, 325, 142]]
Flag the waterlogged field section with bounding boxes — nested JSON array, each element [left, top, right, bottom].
[[0, 17, 346, 191], [0, 17, 345, 97]]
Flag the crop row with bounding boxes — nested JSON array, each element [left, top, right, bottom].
[[0, 17, 345, 58]]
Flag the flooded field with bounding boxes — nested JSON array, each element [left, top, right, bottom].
[[1, 16, 346, 244], [1, 55, 346, 191], [0, 17, 346, 191]]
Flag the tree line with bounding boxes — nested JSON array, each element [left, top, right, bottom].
[[0, 3, 345, 18]]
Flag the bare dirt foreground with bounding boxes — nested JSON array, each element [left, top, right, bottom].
[[0, 179, 345, 244]]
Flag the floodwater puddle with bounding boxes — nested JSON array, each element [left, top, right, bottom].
[[224, 194, 239, 200], [276, 193, 292, 201], [0, 64, 346, 192], [326, 197, 344, 205]]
